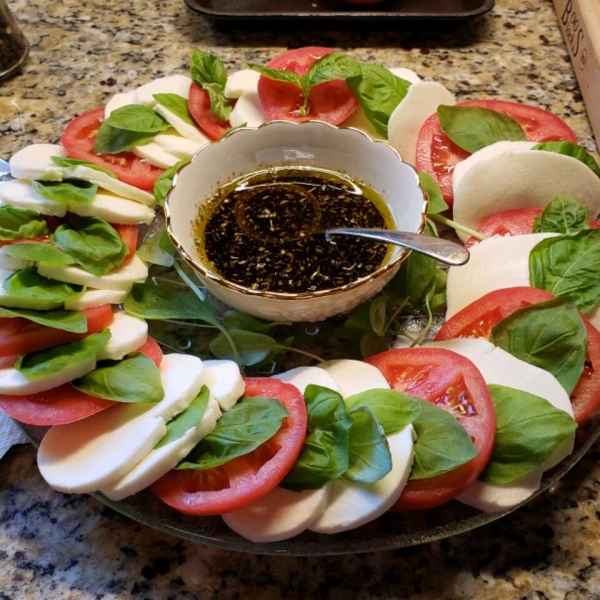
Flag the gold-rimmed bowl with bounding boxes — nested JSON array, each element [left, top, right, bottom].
[[164, 120, 427, 322]]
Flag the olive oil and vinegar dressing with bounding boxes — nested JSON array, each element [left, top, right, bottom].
[[195, 166, 394, 293]]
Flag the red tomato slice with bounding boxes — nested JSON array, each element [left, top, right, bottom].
[[257, 47, 359, 125], [61, 107, 164, 192], [435, 286, 600, 424], [415, 99, 578, 207], [151, 377, 307, 516], [113, 223, 138, 263], [0, 336, 163, 426], [188, 83, 231, 141], [0, 304, 114, 358], [366, 348, 496, 510]]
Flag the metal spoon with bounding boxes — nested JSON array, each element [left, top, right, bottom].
[[325, 228, 470, 266], [0, 157, 9, 177]]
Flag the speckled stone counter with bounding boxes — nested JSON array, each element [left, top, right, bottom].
[[1, 0, 599, 597]]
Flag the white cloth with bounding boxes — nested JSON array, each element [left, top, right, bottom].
[[0, 409, 28, 459]]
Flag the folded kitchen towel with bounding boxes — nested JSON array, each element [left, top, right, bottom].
[[0, 409, 28, 459]]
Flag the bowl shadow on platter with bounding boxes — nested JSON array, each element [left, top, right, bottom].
[[18, 414, 600, 556]]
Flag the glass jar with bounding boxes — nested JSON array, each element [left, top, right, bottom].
[[0, 1, 29, 81]]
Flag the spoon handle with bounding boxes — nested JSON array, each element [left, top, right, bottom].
[[325, 228, 470, 266], [0, 157, 9, 177]]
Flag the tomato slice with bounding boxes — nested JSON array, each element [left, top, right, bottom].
[[435, 286, 600, 424], [366, 348, 496, 510], [257, 47, 359, 125], [188, 83, 231, 141], [0, 336, 163, 426], [61, 107, 164, 192], [113, 223, 138, 263], [416, 99, 578, 207], [151, 377, 307, 516]]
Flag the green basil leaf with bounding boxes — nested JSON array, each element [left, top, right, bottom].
[[209, 330, 284, 367], [359, 330, 389, 359], [533, 195, 591, 235], [137, 227, 175, 268], [419, 171, 448, 215], [481, 384, 577, 485], [156, 386, 210, 449], [0, 206, 48, 242], [1, 267, 83, 310], [342, 406, 392, 484], [345, 389, 421, 435], [31, 180, 98, 205], [409, 400, 477, 480], [437, 105, 526, 153], [104, 104, 169, 133], [369, 294, 388, 336], [73, 352, 164, 403], [306, 52, 361, 86], [389, 251, 436, 307], [424, 218, 439, 237], [347, 64, 411, 138], [153, 158, 189, 207], [50, 156, 117, 179], [222, 309, 289, 333], [190, 50, 231, 121], [153, 93, 195, 126], [282, 384, 353, 491], [429, 268, 448, 313], [248, 64, 304, 89], [532, 141, 600, 178], [3, 242, 76, 266], [16, 330, 110, 381], [177, 396, 289, 470], [0, 306, 87, 333], [529, 229, 600, 313], [490, 298, 587, 395], [94, 123, 157, 154]]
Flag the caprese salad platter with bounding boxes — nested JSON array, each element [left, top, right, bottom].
[[2, 46, 600, 555]]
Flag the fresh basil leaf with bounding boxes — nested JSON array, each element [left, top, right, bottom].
[[490, 298, 587, 395], [342, 406, 392, 484], [419, 171, 448, 215], [532, 141, 600, 178], [429, 268, 448, 313], [481, 384, 577, 485], [345, 389, 421, 435], [94, 123, 157, 154], [3, 242, 75, 266], [424, 218, 439, 237], [31, 180, 98, 205], [73, 352, 164, 403], [222, 309, 289, 333], [347, 64, 411, 138], [369, 294, 388, 336], [0, 306, 87, 333], [104, 104, 169, 133], [359, 330, 389, 359], [15, 330, 110, 381], [248, 64, 304, 89], [1, 267, 83, 310], [409, 400, 477, 480], [153, 93, 195, 126], [533, 195, 591, 235], [190, 50, 231, 121], [153, 158, 189, 207], [50, 156, 117, 179], [0, 206, 48, 242], [282, 384, 353, 491], [437, 105, 526, 153], [156, 386, 210, 449], [177, 396, 289, 470], [389, 251, 436, 307], [529, 229, 600, 313], [137, 227, 174, 268], [209, 330, 284, 367], [306, 52, 361, 86]]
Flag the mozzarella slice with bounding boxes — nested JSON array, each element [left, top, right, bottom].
[[97, 311, 148, 361], [153, 133, 206, 159], [201, 359, 244, 411], [223, 487, 330, 542], [0, 247, 32, 271], [319, 359, 389, 397], [153, 104, 207, 143], [453, 141, 600, 242], [387, 81, 456, 166], [133, 75, 193, 105], [224, 69, 261, 99], [64, 288, 128, 311], [9, 143, 67, 181], [445, 233, 557, 320], [132, 142, 180, 169], [229, 91, 266, 129], [309, 425, 415, 534], [37, 353, 204, 493], [67, 191, 155, 225], [388, 67, 422, 84], [0, 181, 67, 217], [274, 366, 339, 395], [104, 91, 137, 117], [38, 254, 148, 292]]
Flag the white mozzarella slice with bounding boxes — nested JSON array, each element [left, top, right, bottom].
[[0, 181, 67, 217], [97, 311, 148, 361], [102, 397, 221, 501], [132, 142, 180, 169], [104, 91, 137, 117], [229, 91, 266, 129], [452, 141, 600, 242], [0, 247, 32, 271], [309, 425, 415, 534], [134, 75, 193, 105], [153, 104, 207, 143], [319, 359, 389, 397], [37, 353, 204, 493], [201, 360, 244, 411], [153, 133, 206, 159], [387, 81, 456, 166], [0, 355, 96, 396], [38, 254, 148, 292], [64, 288, 128, 311], [67, 191, 155, 225], [388, 67, 422, 84], [224, 69, 261, 99], [340, 107, 386, 142], [223, 487, 330, 542], [445, 233, 557, 320], [274, 366, 339, 395], [9, 143, 66, 181]]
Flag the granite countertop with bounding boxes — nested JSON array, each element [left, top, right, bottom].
[[1, 0, 599, 597]]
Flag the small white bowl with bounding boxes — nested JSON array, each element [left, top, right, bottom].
[[165, 120, 427, 322]]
